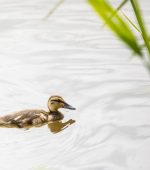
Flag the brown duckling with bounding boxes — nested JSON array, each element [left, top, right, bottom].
[[0, 95, 76, 128]]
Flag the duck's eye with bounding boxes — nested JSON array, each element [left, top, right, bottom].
[[57, 99, 63, 103], [51, 99, 62, 103]]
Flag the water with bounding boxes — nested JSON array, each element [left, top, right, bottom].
[[0, 0, 150, 170]]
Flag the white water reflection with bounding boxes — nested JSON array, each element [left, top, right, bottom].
[[0, 0, 150, 170]]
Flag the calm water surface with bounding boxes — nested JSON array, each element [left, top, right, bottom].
[[0, 0, 150, 170]]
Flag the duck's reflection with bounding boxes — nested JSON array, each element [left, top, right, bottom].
[[48, 119, 76, 133], [0, 118, 76, 134]]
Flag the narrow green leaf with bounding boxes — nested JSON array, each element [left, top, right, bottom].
[[43, 0, 64, 20], [122, 12, 141, 33], [88, 0, 142, 56], [102, 0, 129, 28], [130, 0, 150, 56], [140, 36, 150, 48]]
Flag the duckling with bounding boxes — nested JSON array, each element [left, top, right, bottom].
[[0, 95, 76, 128]]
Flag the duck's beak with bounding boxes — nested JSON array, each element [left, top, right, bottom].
[[63, 102, 76, 110]]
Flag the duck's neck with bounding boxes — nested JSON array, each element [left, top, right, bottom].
[[49, 110, 59, 114], [48, 110, 64, 121]]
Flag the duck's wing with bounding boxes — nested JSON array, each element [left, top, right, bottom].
[[1, 109, 48, 127]]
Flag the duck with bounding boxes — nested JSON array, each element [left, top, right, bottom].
[[0, 95, 76, 128]]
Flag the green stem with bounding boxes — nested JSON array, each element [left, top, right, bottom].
[[43, 0, 64, 20]]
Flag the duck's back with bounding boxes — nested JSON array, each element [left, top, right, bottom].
[[0, 109, 48, 128]]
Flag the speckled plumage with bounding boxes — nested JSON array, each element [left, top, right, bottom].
[[0, 96, 75, 128]]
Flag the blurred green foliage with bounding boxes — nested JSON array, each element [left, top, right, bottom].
[[88, 0, 150, 69]]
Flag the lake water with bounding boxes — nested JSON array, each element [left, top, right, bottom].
[[0, 0, 150, 170]]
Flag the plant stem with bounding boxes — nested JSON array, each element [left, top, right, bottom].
[[43, 0, 64, 20]]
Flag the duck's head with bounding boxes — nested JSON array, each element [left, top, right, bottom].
[[48, 95, 76, 112]]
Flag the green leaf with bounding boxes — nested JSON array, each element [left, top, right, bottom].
[[43, 0, 64, 20], [102, 0, 129, 28], [122, 12, 141, 33], [130, 0, 150, 57], [88, 0, 142, 56]]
